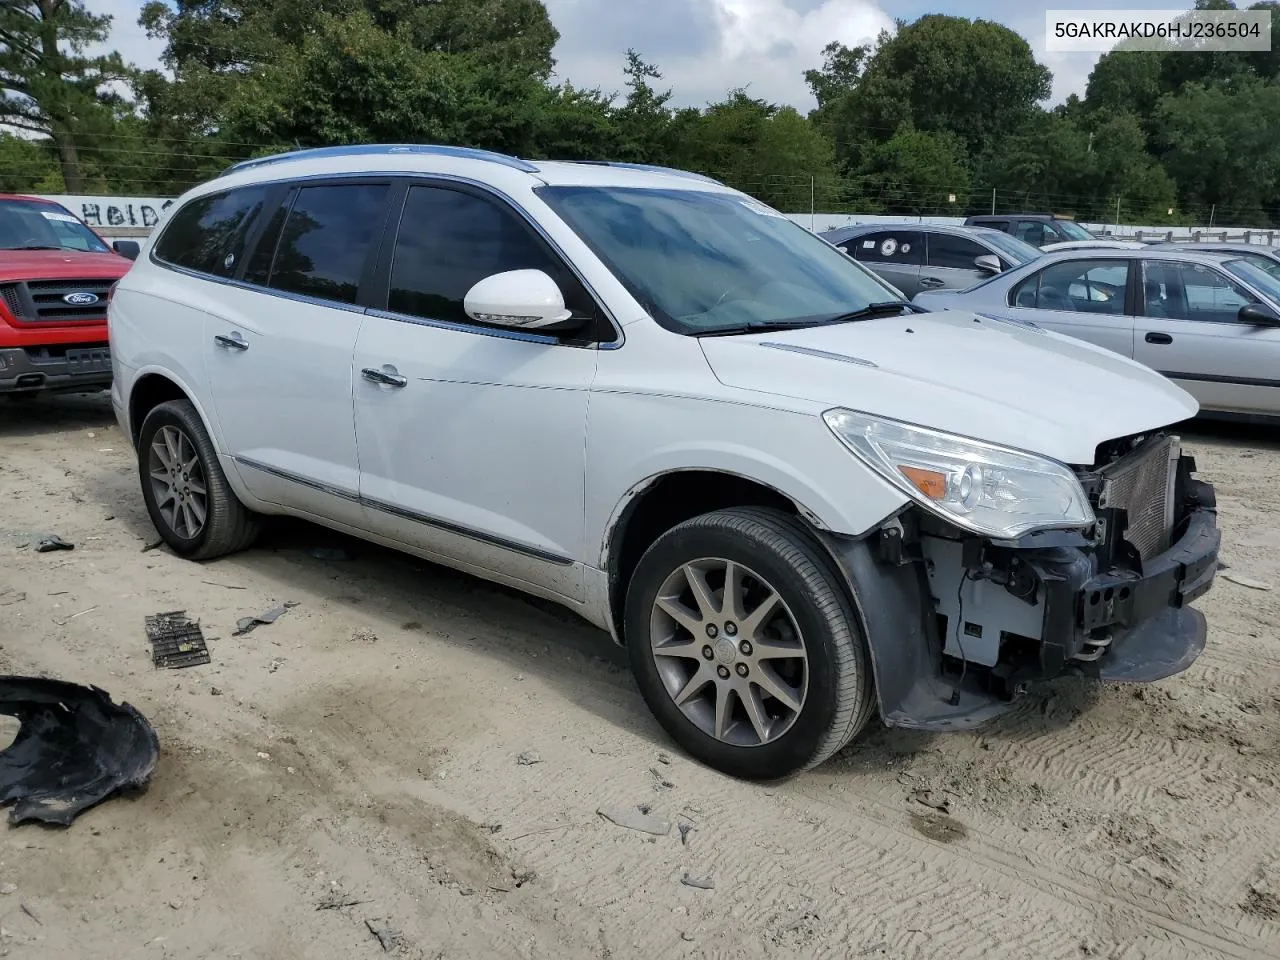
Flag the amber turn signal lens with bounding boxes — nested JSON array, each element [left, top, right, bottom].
[[899, 465, 946, 500]]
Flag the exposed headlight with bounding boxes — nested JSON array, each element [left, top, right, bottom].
[[823, 409, 1095, 539]]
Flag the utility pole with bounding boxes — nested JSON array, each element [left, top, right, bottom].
[[810, 176, 815, 231], [1209, 203, 1216, 230], [991, 187, 996, 215]]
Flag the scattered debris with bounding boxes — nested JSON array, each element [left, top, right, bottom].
[[681, 932, 695, 942], [517, 751, 542, 766], [597, 804, 671, 836], [678, 820, 695, 846], [908, 811, 968, 844], [680, 872, 715, 890], [1223, 573, 1272, 592], [0, 884, 14, 896], [268, 658, 285, 674], [0, 677, 159, 826], [0, 590, 25, 607], [256, 752, 271, 761], [19, 903, 40, 925], [145, 611, 211, 669], [482, 822, 503, 834], [316, 896, 369, 911], [200, 580, 246, 591], [52, 605, 97, 627], [210, 687, 223, 697], [35, 535, 74, 553], [351, 628, 378, 643], [909, 787, 951, 815], [306, 547, 352, 562], [167, 898, 184, 911], [657, 752, 672, 765], [364, 918, 400, 952], [649, 767, 675, 790], [233, 601, 299, 636], [141, 539, 162, 553]]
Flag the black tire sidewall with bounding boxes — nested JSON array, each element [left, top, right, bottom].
[[625, 516, 858, 780], [137, 401, 218, 556]]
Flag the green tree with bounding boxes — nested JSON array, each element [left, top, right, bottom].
[[611, 50, 673, 164], [860, 124, 970, 216], [0, 131, 62, 192], [0, 0, 134, 191]]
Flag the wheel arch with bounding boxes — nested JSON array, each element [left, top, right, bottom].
[[127, 368, 220, 452]]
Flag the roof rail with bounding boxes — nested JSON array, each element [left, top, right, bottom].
[[220, 143, 540, 177], [556, 160, 724, 186]]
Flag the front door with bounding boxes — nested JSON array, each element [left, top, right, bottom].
[[353, 181, 603, 601], [204, 180, 393, 527], [921, 231, 992, 291], [1133, 258, 1280, 416]]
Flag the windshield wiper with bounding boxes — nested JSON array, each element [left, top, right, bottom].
[[825, 300, 924, 323], [5, 245, 63, 251]]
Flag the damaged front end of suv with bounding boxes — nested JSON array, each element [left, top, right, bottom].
[[817, 411, 1220, 730]]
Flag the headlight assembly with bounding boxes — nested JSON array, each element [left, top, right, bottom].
[[823, 409, 1095, 539]]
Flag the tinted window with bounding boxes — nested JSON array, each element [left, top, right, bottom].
[[388, 185, 587, 326], [1015, 221, 1056, 247], [266, 184, 388, 305], [928, 233, 990, 270], [1013, 259, 1130, 315], [1141, 259, 1258, 324], [154, 186, 269, 277], [243, 203, 289, 287], [849, 231, 923, 265]]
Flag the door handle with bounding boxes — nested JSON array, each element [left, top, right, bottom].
[[919, 277, 946, 288], [1145, 332, 1173, 345], [362, 367, 408, 388], [214, 333, 248, 351]]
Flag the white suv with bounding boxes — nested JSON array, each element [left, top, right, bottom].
[[109, 145, 1221, 779]]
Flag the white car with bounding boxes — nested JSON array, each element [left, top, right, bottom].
[[108, 145, 1221, 780]]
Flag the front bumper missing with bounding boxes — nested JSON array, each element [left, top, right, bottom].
[[818, 500, 1220, 732]]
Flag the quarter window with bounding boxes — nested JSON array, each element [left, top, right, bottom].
[[927, 233, 990, 270], [1141, 260, 1258, 324], [848, 231, 923, 265], [1012, 259, 1130, 315], [386, 185, 590, 327], [264, 184, 389, 305], [153, 186, 269, 277]]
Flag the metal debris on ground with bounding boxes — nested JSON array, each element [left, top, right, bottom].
[[680, 872, 715, 890], [233, 601, 299, 636], [34, 536, 74, 553], [364, 918, 401, 952], [909, 787, 951, 815], [0, 676, 159, 826], [145, 611, 211, 669], [517, 751, 542, 766], [597, 804, 671, 836], [678, 820, 695, 846], [19, 904, 40, 925], [650, 766, 675, 790]]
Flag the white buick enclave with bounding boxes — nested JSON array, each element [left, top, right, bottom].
[[108, 145, 1221, 779]]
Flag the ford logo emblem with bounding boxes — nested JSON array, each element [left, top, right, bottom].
[[63, 292, 100, 305]]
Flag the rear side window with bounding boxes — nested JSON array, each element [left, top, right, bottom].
[[1012, 258, 1131, 314], [1015, 221, 1056, 247], [849, 231, 923, 265], [386, 185, 592, 326], [927, 233, 989, 270], [153, 186, 269, 277], [264, 184, 389, 305]]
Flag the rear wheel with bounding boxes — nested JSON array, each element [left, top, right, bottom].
[[624, 507, 875, 780], [137, 399, 260, 559]]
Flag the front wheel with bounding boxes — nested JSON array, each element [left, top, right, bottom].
[[137, 399, 260, 560], [624, 507, 875, 780]]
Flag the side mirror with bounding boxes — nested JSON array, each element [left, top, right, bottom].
[[973, 254, 1002, 275], [112, 240, 140, 261], [463, 269, 581, 333], [1239, 302, 1280, 326]]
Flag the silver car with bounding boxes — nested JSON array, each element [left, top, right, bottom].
[[913, 247, 1280, 420], [819, 223, 1041, 298], [1148, 242, 1280, 281]]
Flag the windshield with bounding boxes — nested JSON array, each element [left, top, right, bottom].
[[0, 199, 109, 253], [975, 230, 1042, 265], [1055, 220, 1094, 241], [536, 186, 901, 335], [1222, 257, 1280, 303], [1231, 251, 1280, 282]]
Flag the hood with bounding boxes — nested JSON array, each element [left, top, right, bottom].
[[0, 248, 131, 282], [699, 309, 1198, 465]]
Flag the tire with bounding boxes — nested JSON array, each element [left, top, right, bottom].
[[137, 399, 260, 560], [624, 506, 875, 780]]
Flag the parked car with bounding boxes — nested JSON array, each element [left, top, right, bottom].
[[913, 247, 1280, 420], [965, 213, 1097, 248], [109, 145, 1219, 780], [1148, 242, 1280, 280], [0, 194, 139, 399], [1040, 239, 1146, 253], [819, 223, 1042, 297]]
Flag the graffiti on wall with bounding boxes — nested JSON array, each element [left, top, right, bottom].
[[36, 195, 177, 231]]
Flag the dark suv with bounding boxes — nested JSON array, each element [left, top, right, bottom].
[[964, 214, 1096, 248]]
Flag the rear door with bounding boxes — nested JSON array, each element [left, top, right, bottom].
[[921, 232, 992, 291], [844, 230, 924, 297], [1003, 256, 1137, 357], [1132, 258, 1280, 416]]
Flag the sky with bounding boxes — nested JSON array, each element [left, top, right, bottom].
[[87, 0, 1205, 111]]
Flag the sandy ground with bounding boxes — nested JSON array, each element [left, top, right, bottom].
[[1, 393, 1279, 959]]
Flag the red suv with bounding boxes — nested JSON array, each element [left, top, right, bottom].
[[0, 194, 138, 399]]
